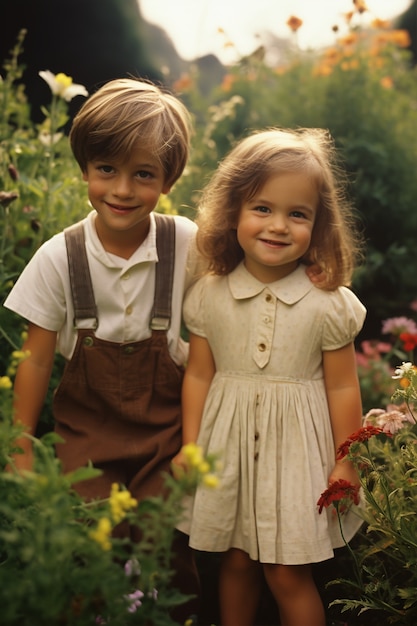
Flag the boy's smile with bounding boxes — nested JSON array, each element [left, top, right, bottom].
[[83, 148, 170, 257]]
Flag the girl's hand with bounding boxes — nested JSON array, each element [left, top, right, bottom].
[[328, 459, 359, 487]]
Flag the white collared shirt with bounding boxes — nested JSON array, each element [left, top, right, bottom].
[[4, 210, 200, 365]]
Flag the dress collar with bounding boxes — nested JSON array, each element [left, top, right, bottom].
[[228, 262, 314, 304]]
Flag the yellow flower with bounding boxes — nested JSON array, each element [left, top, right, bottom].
[[0, 376, 12, 390], [198, 460, 210, 475], [89, 517, 112, 551], [182, 442, 204, 468], [109, 483, 137, 524], [203, 473, 219, 489], [39, 70, 88, 102]]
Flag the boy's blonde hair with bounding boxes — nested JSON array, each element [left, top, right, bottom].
[[69, 78, 192, 187], [196, 127, 362, 289]]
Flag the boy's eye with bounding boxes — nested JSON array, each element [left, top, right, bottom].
[[136, 170, 153, 179], [98, 165, 114, 174]]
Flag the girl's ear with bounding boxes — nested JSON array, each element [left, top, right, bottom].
[[82, 170, 88, 182]]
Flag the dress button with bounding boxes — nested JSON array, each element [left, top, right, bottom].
[[258, 343, 266, 352], [254, 452, 259, 461], [254, 432, 260, 441], [82, 336, 94, 347], [122, 273, 130, 280], [265, 293, 272, 302], [126, 305, 133, 315]]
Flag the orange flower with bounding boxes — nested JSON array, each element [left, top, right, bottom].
[[313, 63, 333, 77], [400, 378, 411, 389], [338, 33, 359, 47], [380, 76, 393, 89], [371, 18, 391, 30], [286, 15, 303, 33], [172, 74, 193, 93], [353, 0, 368, 14], [344, 11, 354, 24], [390, 29, 412, 48], [221, 74, 236, 92]]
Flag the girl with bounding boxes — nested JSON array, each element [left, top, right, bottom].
[[175, 128, 366, 626]]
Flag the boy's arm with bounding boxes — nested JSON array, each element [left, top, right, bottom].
[[172, 333, 215, 468], [11, 322, 57, 472], [323, 342, 362, 486]]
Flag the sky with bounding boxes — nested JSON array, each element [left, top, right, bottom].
[[139, 0, 412, 65]]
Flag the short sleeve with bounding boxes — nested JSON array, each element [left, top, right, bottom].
[[322, 287, 366, 350], [183, 277, 208, 337]]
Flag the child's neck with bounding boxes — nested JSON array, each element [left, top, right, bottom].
[[94, 215, 150, 259]]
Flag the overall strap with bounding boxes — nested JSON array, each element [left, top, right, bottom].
[[64, 222, 98, 329], [64, 215, 175, 331], [151, 213, 176, 331]]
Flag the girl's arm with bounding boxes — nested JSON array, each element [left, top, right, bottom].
[[11, 322, 57, 472], [172, 333, 216, 468], [323, 342, 362, 486]]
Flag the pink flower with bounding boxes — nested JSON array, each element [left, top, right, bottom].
[[382, 317, 417, 336]]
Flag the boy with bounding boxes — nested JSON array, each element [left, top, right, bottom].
[[4, 77, 201, 620]]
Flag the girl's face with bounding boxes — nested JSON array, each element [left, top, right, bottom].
[[237, 171, 318, 283]]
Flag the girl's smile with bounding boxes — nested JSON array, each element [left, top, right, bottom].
[[237, 171, 318, 283]]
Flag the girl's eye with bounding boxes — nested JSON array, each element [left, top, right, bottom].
[[291, 210, 307, 219], [253, 205, 270, 214]]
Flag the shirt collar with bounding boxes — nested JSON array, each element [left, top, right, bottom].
[[228, 262, 314, 304], [85, 210, 158, 268]]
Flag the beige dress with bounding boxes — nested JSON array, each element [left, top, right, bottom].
[[180, 263, 366, 565]]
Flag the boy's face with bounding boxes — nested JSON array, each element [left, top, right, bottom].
[[82, 147, 171, 246]]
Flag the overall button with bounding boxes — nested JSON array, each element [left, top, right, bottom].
[[82, 336, 94, 347], [123, 345, 134, 354]]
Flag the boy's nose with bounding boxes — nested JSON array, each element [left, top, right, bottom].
[[113, 176, 134, 197]]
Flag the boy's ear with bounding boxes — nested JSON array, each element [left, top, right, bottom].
[[82, 170, 88, 181], [162, 182, 172, 195]]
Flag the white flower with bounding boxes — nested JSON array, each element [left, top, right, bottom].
[[38, 130, 63, 146], [392, 362, 413, 379], [39, 70, 88, 102]]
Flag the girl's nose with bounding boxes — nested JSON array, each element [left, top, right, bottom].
[[268, 214, 288, 233]]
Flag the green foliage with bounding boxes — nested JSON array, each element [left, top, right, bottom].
[[0, 374, 216, 625], [327, 408, 417, 623]]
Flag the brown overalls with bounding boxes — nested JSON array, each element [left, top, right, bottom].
[[53, 213, 199, 621]]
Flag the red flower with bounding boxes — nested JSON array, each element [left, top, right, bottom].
[[317, 479, 360, 514], [336, 425, 387, 460], [399, 332, 417, 352]]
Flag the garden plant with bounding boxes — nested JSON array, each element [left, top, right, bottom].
[[1, 2, 417, 623]]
